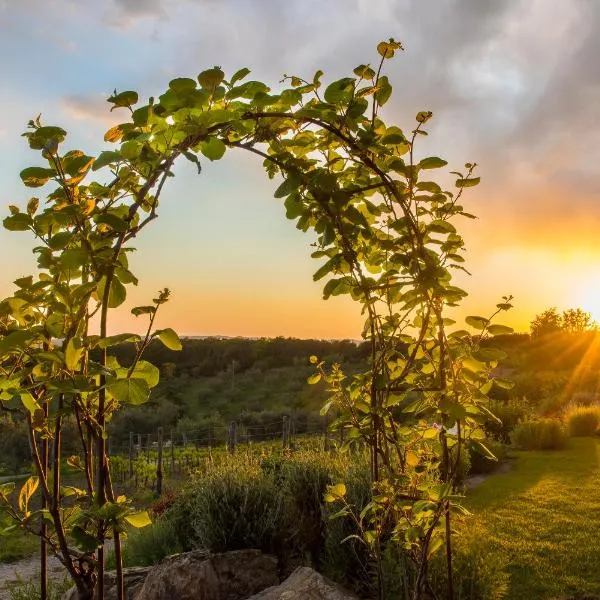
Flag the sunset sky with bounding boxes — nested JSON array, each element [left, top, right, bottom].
[[1, 0, 599, 339]]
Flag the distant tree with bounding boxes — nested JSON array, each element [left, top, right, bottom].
[[530, 308, 562, 338], [561, 308, 594, 333], [530, 307, 595, 338]]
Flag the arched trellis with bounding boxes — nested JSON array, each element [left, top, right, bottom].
[[0, 40, 512, 600]]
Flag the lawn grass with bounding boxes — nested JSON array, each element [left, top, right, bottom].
[[462, 437, 600, 599]]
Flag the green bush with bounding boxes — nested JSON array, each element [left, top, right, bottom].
[[162, 449, 361, 571], [565, 405, 600, 437], [485, 398, 532, 442], [108, 517, 183, 569], [510, 419, 568, 450], [429, 539, 509, 600]]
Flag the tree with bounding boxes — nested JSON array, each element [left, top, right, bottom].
[[562, 308, 594, 334], [530, 307, 594, 337], [0, 40, 511, 600], [530, 308, 562, 338]]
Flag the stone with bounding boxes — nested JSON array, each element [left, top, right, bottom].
[[62, 566, 152, 600], [247, 566, 358, 600], [134, 549, 279, 600]]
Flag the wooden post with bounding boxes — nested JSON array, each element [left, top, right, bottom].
[[128, 431, 134, 479], [170, 429, 175, 473], [156, 427, 163, 495], [282, 416, 289, 449], [228, 421, 237, 455]]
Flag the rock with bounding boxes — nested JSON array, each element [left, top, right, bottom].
[[134, 549, 279, 600], [104, 567, 152, 600], [247, 566, 358, 600], [62, 566, 152, 600]]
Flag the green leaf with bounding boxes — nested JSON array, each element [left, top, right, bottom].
[[465, 316, 489, 330], [456, 177, 481, 188], [324, 483, 347, 503], [20, 393, 41, 414], [377, 39, 402, 58], [353, 64, 376, 79], [19, 167, 56, 188], [154, 328, 182, 351], [60, 248, 87, 270], [324, 78, 355, 104], [494, 378, 514, 390], [97, 276, 127, 308], [18, 477, 39, 514], [200, 137, 226, 161], [92, 151, 121, 171], [107, 378, 150, 405], [125, 510, 152, 528], [108, 90, 138, 110], [131, 305, 156, 317], [488, 324, 514, 335], [71, 525, 98, 552], [169, 77, 197, 93], [131, 360, 160, 387], [419, 157, 448, 170], [4, 213, 33, 231], [97, 333, 142, 349], [198, 67, 225, 89], [0, 482, 15, 500], [307, 373, 321, 385], [230, 67, 251, 85], [64, 338, 83, 371], [374, 76, 392, 106]]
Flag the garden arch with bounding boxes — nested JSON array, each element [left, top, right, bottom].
[[0, 40, 510, 600]]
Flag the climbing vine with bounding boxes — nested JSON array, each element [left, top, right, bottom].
[[0, 39, 511, 600]]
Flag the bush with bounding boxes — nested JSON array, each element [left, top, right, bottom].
[[429, 538, 509, 600], [510, 419, 568, 450], [109, 517, 184, 568], [162, 449, 361, 572], [565, 405, 600, 437], [485, 398, 532, 442], [176, 465, 284, 555]]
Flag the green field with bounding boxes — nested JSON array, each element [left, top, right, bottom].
[[463, 438, 600, 599]]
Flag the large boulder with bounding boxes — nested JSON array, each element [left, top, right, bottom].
[[134, 549, 279, 600], [247, 567, 358, 600]]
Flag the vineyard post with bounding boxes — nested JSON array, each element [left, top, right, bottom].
[[170, 429, 175, 472], [156, 427, 163, 495], [282, 416, 289, 449], [128, 432, 134, 479]]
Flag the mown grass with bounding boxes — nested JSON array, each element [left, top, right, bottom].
[[462, 437, 600, 599]]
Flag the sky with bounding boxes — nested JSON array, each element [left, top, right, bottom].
[[0, 0, 599, 339]]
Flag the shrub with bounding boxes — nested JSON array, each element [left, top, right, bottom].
[[510, 419, 568, 450], [177, 466, 284, 555], [162, 449, 361, 571], [485, 398, 532, 442], [429, 538, 509, 600], [109, 517, 184, 568], [565, 405, 600, 437]]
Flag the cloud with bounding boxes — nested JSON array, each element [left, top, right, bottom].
[[61, 95, 121, 125]]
